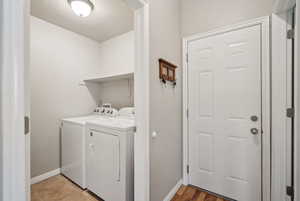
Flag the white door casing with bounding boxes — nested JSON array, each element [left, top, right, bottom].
[[183, 17, 270, 201], [296, 2, 300, 201], [271, 13, 293, 201], [25, 0, 31, 200], [1, 0, 27, 201]]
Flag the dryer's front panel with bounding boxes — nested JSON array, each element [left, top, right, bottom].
[[86, 129, 123, 201]]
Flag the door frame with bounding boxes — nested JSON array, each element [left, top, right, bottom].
[[0, 1, 27, 201], [131, 1, 151, 201], [271, 12, 294, 201], [295, 2, 300, 201], [0, 0, 150, 201], [182, 16, 271, 201]]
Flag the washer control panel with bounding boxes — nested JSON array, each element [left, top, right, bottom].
[[94, 103, 118, 117]]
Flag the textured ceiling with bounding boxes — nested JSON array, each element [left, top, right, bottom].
[[31, 0, 134, 43]]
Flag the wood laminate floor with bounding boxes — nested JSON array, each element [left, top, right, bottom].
[[171, 185, 226, 201], [31, 175, 101, 201], [32, 175, 226, 201]]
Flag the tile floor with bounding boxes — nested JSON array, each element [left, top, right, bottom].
[[31, 175, 102, 201]]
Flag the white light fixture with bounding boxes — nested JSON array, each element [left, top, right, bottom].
[[68, 0, 94, 17]]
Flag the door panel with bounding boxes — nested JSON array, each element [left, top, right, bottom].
[[188, 25, 261, 201]]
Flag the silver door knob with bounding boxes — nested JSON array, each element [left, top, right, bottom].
[[251, 115, 258, 122], [250, 128, 259, 135]]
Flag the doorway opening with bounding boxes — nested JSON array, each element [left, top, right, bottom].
[[0, 0, 149, 201], [182, 17, 271, 201], [29, 1, 135, 201]]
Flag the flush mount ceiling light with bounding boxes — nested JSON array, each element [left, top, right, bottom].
[[68, 0, 94, 17]]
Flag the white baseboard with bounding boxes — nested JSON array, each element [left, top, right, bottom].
[[31, 168, 61, 185], [163, 179, 183, 201]]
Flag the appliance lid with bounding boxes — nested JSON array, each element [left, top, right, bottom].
[[62, 115, 103, 125], [118, 107, 135, 119], [86, 118, 135, 131]]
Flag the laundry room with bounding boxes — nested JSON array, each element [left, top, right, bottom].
[[30, 0, 135, 201]]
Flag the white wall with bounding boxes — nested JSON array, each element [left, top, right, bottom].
[[30, 16, 134, 177], [148, 0, 182, 201], [181, 0, 274, 36], [86, 30, 134, 77], [98, 78, 134, 109]]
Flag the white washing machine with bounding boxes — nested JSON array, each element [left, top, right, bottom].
[[61, 115, 101, 189], [85, 107, 135, 201]]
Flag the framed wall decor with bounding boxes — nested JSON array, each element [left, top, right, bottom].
[[158, 58, 177, 85]]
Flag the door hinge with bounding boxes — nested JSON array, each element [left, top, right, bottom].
[[287, 108, 295, 118], [286, 186, 294, 197], [287, 29, 295, 39], [24, 116, 30, 135], [186, 109, 189, 119], [187, 165, 190, 174]]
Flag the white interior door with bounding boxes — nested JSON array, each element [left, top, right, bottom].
[[188, 25, 262, 201]]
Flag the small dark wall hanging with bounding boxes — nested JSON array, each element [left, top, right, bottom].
[[159, 58, 177, 86]]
